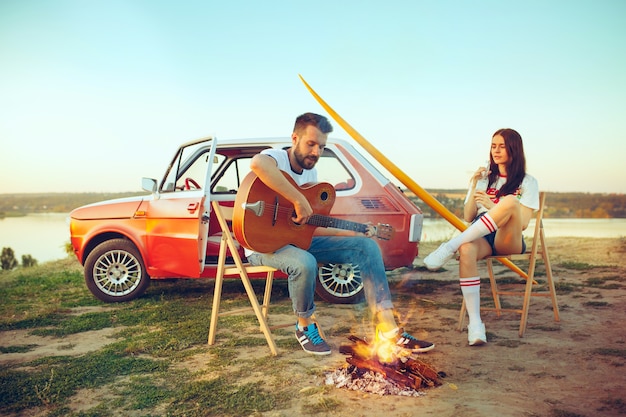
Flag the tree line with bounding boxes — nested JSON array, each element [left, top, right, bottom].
[[0, 192, 144, 217], [409, 190, 626, 219], [1, 190, 625, 219]]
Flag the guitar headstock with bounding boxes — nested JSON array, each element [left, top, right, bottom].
[[375, 224, 395, 240]]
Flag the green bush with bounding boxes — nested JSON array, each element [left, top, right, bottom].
[[21, 254, 38, 268], [1, 247, 18, 271]]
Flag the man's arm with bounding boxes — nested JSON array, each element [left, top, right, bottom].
[[249, 154, 313, 224]]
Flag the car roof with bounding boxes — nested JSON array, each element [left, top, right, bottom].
[[180, 136, 353, 149]]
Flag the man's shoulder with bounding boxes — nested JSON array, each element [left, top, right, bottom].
[[261, 148, 287, 159], [261, 148, 289, 169]]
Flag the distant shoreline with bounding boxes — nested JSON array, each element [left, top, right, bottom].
[[1, 190, 625, 219]]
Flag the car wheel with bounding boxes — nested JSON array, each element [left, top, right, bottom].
[[84, 238, 150, 303], [315, 262, 365, 304]]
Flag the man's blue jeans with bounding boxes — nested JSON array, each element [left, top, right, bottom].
[[247, 236, 394, 319]]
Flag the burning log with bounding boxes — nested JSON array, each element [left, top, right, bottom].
[[346, 356, 422, 390], [337, 335, 443, 390]]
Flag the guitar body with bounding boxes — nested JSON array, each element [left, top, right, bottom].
[[233, 171, 336, 253]]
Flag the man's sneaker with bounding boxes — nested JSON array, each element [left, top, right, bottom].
[[423, 243, 456, 271], [468, 322, 487, 346], [376, 326, 435, 353], [295, 323, 331, 355]]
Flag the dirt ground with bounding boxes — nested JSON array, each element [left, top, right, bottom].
[[2, 237, 625, 417]]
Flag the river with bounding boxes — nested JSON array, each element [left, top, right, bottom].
[[0, 213, 70, 264], [422, 218, 626, 242], [1, 214, 625, 264]]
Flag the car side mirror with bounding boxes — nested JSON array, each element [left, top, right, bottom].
[[142, 177, 158, 194]]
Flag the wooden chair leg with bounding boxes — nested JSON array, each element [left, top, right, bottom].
[[487, 259, 502, 317], [458, 299, 467, 331], [208, 237, 228, 346], [238, 270, 278, 356], [207, 275, 223, 345], [518, 256, 537, 337], [261, 270, 274, 320], [541, 236, 560, 322]]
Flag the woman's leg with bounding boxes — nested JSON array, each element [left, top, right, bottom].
[[458, 239, 493, 345], [424, 195, 524, 270], [490, 195, 525, 255], [458, 240, 492, 322]]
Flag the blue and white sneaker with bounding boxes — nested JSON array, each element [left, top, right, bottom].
[[295, 323, 331, 355], [376, 326, 435, 353]]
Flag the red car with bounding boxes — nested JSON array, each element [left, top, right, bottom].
[[69, 137, 423, 304]]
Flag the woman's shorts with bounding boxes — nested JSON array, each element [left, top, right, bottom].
[[474, 213, 526, 256]]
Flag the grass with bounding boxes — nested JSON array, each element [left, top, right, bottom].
[[1, 249, 624, 416], [0, 259, 295, 416]]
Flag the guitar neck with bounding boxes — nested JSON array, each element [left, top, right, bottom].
[[307, 214, 368, 234]]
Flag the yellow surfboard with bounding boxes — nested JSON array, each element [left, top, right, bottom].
[[299, 74, 529, 280]]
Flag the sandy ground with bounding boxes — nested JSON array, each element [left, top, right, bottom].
[[1, 237, 625, 417]]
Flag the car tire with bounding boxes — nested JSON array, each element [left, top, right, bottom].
[[315, 262, 365, 304], [84, 238, 150, 303]]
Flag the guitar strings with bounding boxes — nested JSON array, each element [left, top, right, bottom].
[[252, 201, 364, 231]]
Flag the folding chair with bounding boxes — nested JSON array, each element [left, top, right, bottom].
[[207, 201, 280, 355], [458, 192, 560, 337]]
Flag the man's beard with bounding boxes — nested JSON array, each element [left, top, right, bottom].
[[293, 147, 318, 170]]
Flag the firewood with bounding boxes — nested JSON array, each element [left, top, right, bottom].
[[346, 357, 422, 390], [340, 335, 444, 389], [402, 358, 442, 385]]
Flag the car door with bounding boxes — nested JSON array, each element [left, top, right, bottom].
[[145, 138, 216, 277]]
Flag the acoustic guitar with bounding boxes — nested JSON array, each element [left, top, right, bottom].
[[232, 171, 394, 253]]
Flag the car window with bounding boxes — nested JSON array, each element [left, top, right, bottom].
[[212, 156, 253, 194], [318, 149, 355, 190], [161, 141, 214, 192], [208, 147, 355, 195]]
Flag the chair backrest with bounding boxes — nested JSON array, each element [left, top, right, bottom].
[[524, 192, 547, 256], [217, 205, 234, 222], [211, 201, 243, 258]]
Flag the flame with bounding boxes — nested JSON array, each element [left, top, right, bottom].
[[373, 327, 414, 365], [352, 337, 376, 360], [375, 337, 397, 364], [350, 335, 400, 365]]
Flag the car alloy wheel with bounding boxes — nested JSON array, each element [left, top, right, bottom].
[[84, 239, 150, 302], [315, 262, 365, 304]]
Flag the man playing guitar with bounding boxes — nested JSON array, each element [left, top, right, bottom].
[[244, 112, 434, 356]]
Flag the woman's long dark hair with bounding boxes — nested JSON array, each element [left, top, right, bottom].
[[487, 128, 526, 198]]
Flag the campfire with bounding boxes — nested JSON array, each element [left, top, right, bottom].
[[326, 335, 444, 396]]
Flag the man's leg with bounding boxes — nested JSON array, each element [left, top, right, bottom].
[[247, 246, 330, 355], [309, 236, 434, 352], [309, 236, 393, 314], [248, 245, 317, 319]]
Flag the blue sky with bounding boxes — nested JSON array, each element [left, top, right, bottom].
[[1, 0, 625, 194]]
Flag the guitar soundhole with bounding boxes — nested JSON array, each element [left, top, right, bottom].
[[320, 191, 329, 201]]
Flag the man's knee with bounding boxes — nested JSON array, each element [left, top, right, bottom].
[[286, 253, 318, 278], [358, 236, 382, 255]]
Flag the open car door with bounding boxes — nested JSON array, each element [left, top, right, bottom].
[[145, 137, 217, 277]]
